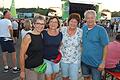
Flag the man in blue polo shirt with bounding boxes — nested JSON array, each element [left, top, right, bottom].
[[81, 10, 109, 80]]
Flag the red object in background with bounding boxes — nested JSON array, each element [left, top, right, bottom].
[[107, 71, 120, 79], [104, 70, 120, 80]]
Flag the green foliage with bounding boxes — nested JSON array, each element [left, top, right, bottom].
[[102, 9, 111, 12], [112, 11, 120, 17], [101, 9, 120, 17], [0, 7, 56, 18], [16, 8, 36, 13], [0, 8, 9, 12], [16, 8, 56, 16]]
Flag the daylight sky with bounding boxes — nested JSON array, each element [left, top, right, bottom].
[[0, 0, 120, 12]]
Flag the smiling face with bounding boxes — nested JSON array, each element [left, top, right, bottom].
[[34, 19, 45, 33], [68, 18, 78, 29], [4, 10, 12, 19], [67, 13, 80, 29], [86, 14, 96, 28], [48, 18, 59, 30], [84, 10, 96, 28]]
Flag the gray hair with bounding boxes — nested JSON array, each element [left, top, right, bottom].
[[33, 15, 45, 23], [84, 10, 96, 19]]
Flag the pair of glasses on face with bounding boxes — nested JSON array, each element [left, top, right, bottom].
[[35, 23, 45, 25]]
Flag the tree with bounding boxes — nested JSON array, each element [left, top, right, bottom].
[[112, 11, 120, 17], [36, 7, 56, 16], [16, 8, 56, 16], [102, 9, 111, 12], [10, 0, 17, 18]]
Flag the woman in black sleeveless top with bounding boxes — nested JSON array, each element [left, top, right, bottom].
[[20, 16, 45, 80]]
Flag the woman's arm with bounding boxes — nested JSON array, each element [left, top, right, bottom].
[[20, 34, 31, 72], [19, 34, 31, 80]]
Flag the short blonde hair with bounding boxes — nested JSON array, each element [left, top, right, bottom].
[[24, 19, 32, 28], [84, 10, 96, 19]]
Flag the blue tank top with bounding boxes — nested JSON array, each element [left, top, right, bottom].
[[43, 30, 62, 60]]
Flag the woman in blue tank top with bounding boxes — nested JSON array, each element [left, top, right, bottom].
[[43, 16, 62, 80]]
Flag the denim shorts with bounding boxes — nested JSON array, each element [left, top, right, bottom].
[[61, 62, 80, 80], [44, 59, 59, 76], [81, 62, 102, 80], [0, 37, 15, 53]]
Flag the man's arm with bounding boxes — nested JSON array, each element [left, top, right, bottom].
[[102, 45, 108, 63], [8, 25, 13, 38], [98, 45, 108, 71]]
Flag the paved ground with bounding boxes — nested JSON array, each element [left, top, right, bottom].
[[0, 33, 116, 80]]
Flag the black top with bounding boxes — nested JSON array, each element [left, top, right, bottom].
[[25, 33, 44, 69], [43, 30, 62, 60]]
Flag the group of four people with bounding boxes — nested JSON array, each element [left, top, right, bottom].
[[19, 10, 110, 80]]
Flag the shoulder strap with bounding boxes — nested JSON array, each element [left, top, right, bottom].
[[41, 30, 47, 39], [41, 33, 43, 39]]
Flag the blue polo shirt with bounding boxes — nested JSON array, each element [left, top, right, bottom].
[[81, 24, 109, 67]]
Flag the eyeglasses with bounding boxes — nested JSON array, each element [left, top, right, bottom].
[[35, 23, 45, 25]]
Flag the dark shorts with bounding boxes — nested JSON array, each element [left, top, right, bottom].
[[81, 62, 102, 80], [13, 30, 19, 38], [0, 37, 15, 53]]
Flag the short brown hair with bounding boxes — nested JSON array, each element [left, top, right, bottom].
[[47, 16, 60, 28], [68, 13, 81, 25], [3, 10, 9, 16]]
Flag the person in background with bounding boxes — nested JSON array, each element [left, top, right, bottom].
[[105, 34, 120, 72], [113, 21, 118, 33], [60, 13, 82, 80], [81, 10, 109, 80], [21, 19, 32, 39], [12, 19, 18, 43], [0, 10, 20, 73], [43, 16, 62, 80], [20, 16, 45, 80], [117, 21, 120, 34]]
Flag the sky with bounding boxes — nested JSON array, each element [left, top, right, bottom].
[[0, 0, 120, 12], [92, 0, 120, 12]]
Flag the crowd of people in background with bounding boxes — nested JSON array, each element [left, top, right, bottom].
[[0, 10, 120, 80], [99, 20, 120, 36]]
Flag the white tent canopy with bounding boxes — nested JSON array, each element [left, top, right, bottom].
[[69, 0, 98, 5]]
